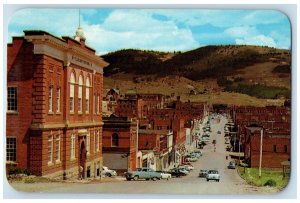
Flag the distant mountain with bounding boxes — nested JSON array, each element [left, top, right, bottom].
[[101, 45, 291, 80]]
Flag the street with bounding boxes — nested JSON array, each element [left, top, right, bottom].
[[9, 115, 277, 195]]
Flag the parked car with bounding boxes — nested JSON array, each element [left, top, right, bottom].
[[156, 171, 172, 180], [228, 161, 236, 169], [198, 169, 208, 178], [185, 157, 198, 162], [206, 170, 220, 182], [178, 164, 194, 171], [101, 166, 117, 177], [168, 168, 187, 177], [124, 167, 162, 181], [217, 131, 221, 134], [182, 162, 193, 167]]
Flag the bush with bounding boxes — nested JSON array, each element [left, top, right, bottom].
[[24, 177, 36, 184], [264, 179, 277, 187]]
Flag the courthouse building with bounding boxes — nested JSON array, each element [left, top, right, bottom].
[[6, 28, 108, 179]]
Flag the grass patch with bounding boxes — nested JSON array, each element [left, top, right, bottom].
[[238, 166, 290, 190]]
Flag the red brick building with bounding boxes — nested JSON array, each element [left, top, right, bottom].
[[244, 126, 290, 168], [6, 30, 108, 179], [102, 116, 138, 173]]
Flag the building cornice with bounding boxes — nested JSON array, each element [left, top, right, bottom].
[[24, 34, 109, 74]]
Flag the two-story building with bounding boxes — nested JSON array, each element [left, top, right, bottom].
[[6, 29, 108, 179]]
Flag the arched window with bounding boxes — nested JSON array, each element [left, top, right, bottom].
[[112, 133, 119, 147], [85, 77, 90, 113], [78, 75, 83, 113], [69, 72, 76, 112]]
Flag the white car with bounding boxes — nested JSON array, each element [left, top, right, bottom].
[[206, 170, 220, 182], [102, 166, 117, 177], [159, 172, 172, 180], [179, 165, 194, 171]]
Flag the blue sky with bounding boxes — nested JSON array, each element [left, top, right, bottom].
[[7, 8, 291, 55]]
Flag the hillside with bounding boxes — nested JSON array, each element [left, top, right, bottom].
[[102, 45, 291, 106], [102, 45, 290, 79]]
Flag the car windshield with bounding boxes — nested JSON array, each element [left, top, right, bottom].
[[208, 170, 218, 174]]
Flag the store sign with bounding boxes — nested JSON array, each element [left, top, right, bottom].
[[71, 55, 93, 67]]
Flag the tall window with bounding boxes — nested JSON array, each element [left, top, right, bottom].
[[56, 88, 60, 113], [71, 134, 76, 159], [112, 133, 119, 147], [78, 75, 83, 113], [69, 72, 75, 113], [97, 95, 100, 114], [86, 134, 90, 155], [7, 87, 17, 112], [85, 77, 90, 113], [284, 145, 288, 153], [273, 145, 277, 152], [48, 134, 53, 164], [6, 137, 16, 162], [48, 86, 53, 113], [93, 94, 96, 115], [96, 131, 99, 152], [55, 135, 60, 162]]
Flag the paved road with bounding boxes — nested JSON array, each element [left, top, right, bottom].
[[9, 115, 278, 195]]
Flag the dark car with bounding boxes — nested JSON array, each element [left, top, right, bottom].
[[168, 168, 187, 177], [198, 169, 208, 178], [228, 161, 236, 169]]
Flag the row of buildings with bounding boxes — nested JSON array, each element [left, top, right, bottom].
[[226, 106, 291, 168], [6, 30, 208, 179]]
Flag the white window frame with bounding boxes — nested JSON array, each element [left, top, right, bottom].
[[48, 134, 53, 165], [48, 86, 53, 113], [6, 137, 17, 162], [7, 87, 18, 112], [56, 88, 61, 113], [70, 73, 75, 113], [78, 75, 83, 113], [55, 135, 61, 162], [71, 134, 76, 160], [85, 78, 90, 113]]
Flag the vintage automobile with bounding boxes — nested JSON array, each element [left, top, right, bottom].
[[156, 171, 172, 180], [168, 168, 187, 177], [101, 166, 117, 177], [227, 161, 236, 169], [178, 164, 194, 171], [124, 167, 162, 181], [206, 170, 220, 182], [198, 169, 208, 178]]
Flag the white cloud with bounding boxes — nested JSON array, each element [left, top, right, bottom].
[[235, 35, 277, 48], [83, 10, 199, 54], [224, 26, 258, 38]]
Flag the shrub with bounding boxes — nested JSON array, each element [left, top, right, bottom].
[[24, 177, 36, 184], [264, 179, 277, 187]]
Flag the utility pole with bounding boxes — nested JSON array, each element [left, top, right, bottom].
[[238, 125, 241, 165], [259, 128, 263, 178]]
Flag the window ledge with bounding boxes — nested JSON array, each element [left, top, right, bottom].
[[6, 111, 18, 115], [78, 112, 83, 115], [6, 161, 18, 165], [55, 160, 61, 164], [70, 157, 76, 161], [48, 112, 54, 115], [48, 162, 54, 167], [70, 112, 74, 115], [56, 112, 61, 115]]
